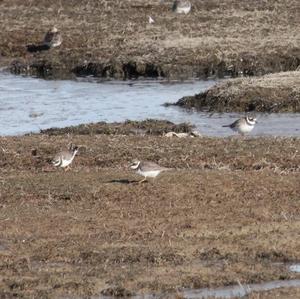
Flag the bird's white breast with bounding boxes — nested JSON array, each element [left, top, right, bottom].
[[52, 41, 61, 47], [238, 122, 254, 133], [138, 169, 161, 178], [177, 6, 191, 13], [60, 158, 73, 167]]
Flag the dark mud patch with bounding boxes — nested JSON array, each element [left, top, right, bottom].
[[11, 51, 300, 80], [169, 71, 300, 112], [72, 61, 165, 80], [100, 286, 135, 297], [39, 119, 193, 136], [9, 59, 166, 81]]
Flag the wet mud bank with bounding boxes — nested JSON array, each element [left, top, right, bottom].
[[0, 121, 299, 298], [170, 71, 300, 112], [8, 49, 300, 80], [1, 0, 299, 80]]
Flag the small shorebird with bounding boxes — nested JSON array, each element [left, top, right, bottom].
[[172, 0, 192, 14], [222, 116, 257, 136], [130, 160, 171, 183], [149, 16, 155, 24], [27, 27, 62, 52], [43, 27, 63, 48], [52, 144, 78, 171]]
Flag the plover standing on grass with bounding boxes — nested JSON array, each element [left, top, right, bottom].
[[172, 0, 192, 14], [52, 144, 78, 171], [149, 16, 155, 24], [130, 160, 171, 183], [43, 27, 63, 48], [27, 27, 62, 52], [222, 116, 257, 136]]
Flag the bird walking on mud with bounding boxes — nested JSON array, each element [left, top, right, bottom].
[[27, 27, 62, 53], [130, 160, 171, 183], [52, 144, 78, 171], [172, 0, 192, 14], [222, 116, 257, 136]]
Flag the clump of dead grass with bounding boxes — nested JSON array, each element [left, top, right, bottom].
[[173, 71, 300, 112], [39, 119, 193, 136]]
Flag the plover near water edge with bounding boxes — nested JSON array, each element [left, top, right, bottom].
[[27, 26, 62, 52], [43, 27, 62, 48], [222, 116, 257, 136]]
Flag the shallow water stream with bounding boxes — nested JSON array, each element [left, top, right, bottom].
[[85, 279, 300, 299], [0, 72, 300, 137], [290, 264, 300, 273], [179, 279, 300, 299]]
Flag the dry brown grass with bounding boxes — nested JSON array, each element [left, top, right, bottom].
[[173, 71, 300, 112], [0, 128, 300, 298], [40, 119, 194, 136], [0, 0, 299, 79]]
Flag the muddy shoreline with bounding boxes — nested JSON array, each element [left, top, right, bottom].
[[170, 71, 300, 112], [0, 0, 299, 80], [0, 120, 299, 298], [8, 49, 300, 80]]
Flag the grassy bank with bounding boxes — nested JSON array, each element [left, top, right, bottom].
[[171, 71, 300, 112], [0, 0, 299, 79]]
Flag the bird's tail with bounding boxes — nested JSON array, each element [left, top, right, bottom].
[[222, 125, 230, 127]]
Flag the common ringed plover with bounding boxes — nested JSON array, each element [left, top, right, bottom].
[[172, 0, 192, 14], [52, 144, 78, 171], [130, 160, 171, 183], [43, 27, 62, 48], [149, 16, 155, 24], [222, 116, 257, 136], [27, 27, 62, 52]]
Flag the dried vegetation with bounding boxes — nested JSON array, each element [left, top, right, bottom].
[[172, 71, 300, 112], [0, 0, 299, 79], [40, 119, 193, 136], [0, 124, 299, 298]]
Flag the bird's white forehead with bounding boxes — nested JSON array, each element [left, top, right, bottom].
[[130, 160, 140, 169], [247, 116, 256, 123]]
